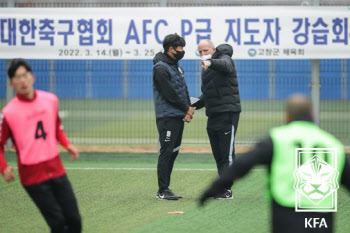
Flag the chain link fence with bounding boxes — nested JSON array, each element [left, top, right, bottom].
[[1, 0, 349, 146]]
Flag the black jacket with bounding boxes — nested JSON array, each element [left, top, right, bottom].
[[152, 52, 190, 119], [192, 44, 241, 117]]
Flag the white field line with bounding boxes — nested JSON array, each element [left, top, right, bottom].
[[69, 137, 350, 147], [12, 167, 265, 171], [69, 137, 255, 144], [64, 167, 218, 171], [70, 137, 210, 144]]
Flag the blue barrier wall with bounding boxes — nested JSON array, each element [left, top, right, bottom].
[[238, 72, 269, 99], [1, 59, 349, 100]]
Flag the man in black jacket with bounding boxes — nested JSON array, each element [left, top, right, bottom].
[[153, 33, 195, 200], [193, 40, 241, 199]]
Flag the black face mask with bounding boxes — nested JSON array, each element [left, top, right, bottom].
[[173, 50, 185, 60]]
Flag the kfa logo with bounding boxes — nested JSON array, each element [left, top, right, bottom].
[[305, 218, 328, 228], [294, 148, 339, 212]]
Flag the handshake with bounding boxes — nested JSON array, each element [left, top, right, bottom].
[[183, 106, 195, 123]]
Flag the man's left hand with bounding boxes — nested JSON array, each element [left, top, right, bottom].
[[199, 180, 225, 206], [183, 114, 192, 123], [67, 144, 80, 161]]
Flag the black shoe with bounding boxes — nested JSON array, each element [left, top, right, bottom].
[[214, 189, 233, 200], [169, 190, 182, 199], [156, 189, 178, 200]]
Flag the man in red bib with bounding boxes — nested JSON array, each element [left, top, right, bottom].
[[0, 59, 82, 233]]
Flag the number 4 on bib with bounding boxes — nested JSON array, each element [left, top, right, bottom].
[[35, 121, 47, 140]]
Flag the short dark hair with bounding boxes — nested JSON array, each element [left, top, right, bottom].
[[7, 59, 32, 79], [163, 33, 186, 52]]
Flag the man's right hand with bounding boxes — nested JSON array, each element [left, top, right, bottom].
[[186, 107, 195, 117], [183, 107, 195, 123], [199, 178, 226, 206], [202, 60, 211, 70], [2, 166, 15, 183]]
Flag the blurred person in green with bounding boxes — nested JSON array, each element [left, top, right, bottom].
[[200, 94, 350, 233]]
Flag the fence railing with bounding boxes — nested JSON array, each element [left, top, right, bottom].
[[1, 59, 349, 145]]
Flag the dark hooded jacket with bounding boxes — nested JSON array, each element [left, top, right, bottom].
[[192, 44, 241, 117], [152, 52, 190, 119]]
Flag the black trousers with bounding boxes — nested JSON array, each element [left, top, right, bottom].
[[272, 200, 333, 233], [207, 112, 240, 190], [24, 175, 82, 233], [156, 117, 184, 192]]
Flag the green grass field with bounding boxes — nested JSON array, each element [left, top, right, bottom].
[[1, 152, 349, 233], [1, 99, 349, 145], [59, 99, 350, 145]]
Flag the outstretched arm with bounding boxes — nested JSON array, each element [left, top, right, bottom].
[[199, 136, 273, 205], [209, 55, 235, 73]]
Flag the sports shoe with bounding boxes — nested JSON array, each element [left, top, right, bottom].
[[156, 189, 178, 200], [214, 189, 234, 200], [164, 189, 182, 199]]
